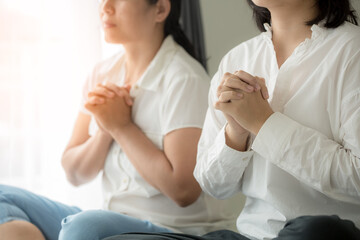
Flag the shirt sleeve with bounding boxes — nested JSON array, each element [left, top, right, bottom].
[[161, 74, 209, 135], [252, 53, 360, 204], [194, 71, 254, 200]]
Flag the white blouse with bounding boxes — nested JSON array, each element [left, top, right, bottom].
[[194, 22, 360, 240], [80, 36, 237, 235]]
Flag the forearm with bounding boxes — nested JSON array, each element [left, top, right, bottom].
[[62, 131, 113, 186], [111, 123, 201, 206], [225, 124, 250, 151]]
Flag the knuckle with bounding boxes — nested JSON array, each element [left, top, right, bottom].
[[93, 87, 100, 93], [255, 76, 263, 83], [237, 70, 245, 75], [224, 72, 232, 77], [239, 80, 247, 87], [218, 94, 224, 101], [214, 102, 220, 109], [223, 86, 231, 91], [216, 88, 222, 97], [247, 76, 255, 83]]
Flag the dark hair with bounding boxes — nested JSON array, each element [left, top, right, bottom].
[[247, 0, 358, 32], [147, 0, 198, 62]]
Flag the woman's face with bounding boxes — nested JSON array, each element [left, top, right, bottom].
[[252, 0, 317, 10], [99, 0, 159, 44], [251, 0, 291, 9], [251, 0, 318, 22], [251, 0, 316, 11]]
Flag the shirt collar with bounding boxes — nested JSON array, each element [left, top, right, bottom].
[[262, 21, 326, 38], [263, 23, 272, 40], [262, 21, 327, 53], [135, 35, 178, 91]]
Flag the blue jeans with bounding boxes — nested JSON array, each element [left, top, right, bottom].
[[59, 210, 172, 240], [103, 216, 360, 240], [0, 184, 172, 240]]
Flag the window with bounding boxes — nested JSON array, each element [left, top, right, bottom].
[[0, 0, 112, 209]]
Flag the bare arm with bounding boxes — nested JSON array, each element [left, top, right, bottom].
[[111, 124, 202, 207], [61, 112, 113, 186], [85, 87, 202, 207]]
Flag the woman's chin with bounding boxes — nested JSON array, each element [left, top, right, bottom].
[[103, 35, 123, 44]]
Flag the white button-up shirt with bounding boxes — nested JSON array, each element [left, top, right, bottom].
[[194, 22, 360, 240], [80, 36, 237, 235]]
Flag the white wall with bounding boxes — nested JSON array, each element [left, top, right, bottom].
[[200, 0, 258, 77], [200, 0, 360, 77], [353, 0, 360, 14]]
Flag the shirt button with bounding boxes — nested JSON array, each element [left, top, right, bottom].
[[122, 178, 129, 185]]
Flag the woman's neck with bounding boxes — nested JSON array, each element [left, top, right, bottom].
[[123, 31, 165, 86], [269, 2, 318, 68]]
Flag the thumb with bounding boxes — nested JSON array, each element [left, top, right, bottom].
[[117, 88, 133, 106], [125, 95, 133, 106], [255, 76, 269, 100], [124, 84, 132, 92], [85, 102, 97, 113]]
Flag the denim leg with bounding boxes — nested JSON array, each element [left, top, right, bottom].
[[275, 215, 360, 240], [103, 230, 250, 240], [59, 210, 173, 240], [0, 184, 81, 240]]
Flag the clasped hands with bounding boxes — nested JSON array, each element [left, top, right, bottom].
[[215, 70, 274, 136], [85, 82, 134, 136]]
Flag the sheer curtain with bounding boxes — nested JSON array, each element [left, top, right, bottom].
[[0, 0, 108, 209], [181, 0, 207, 71]]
